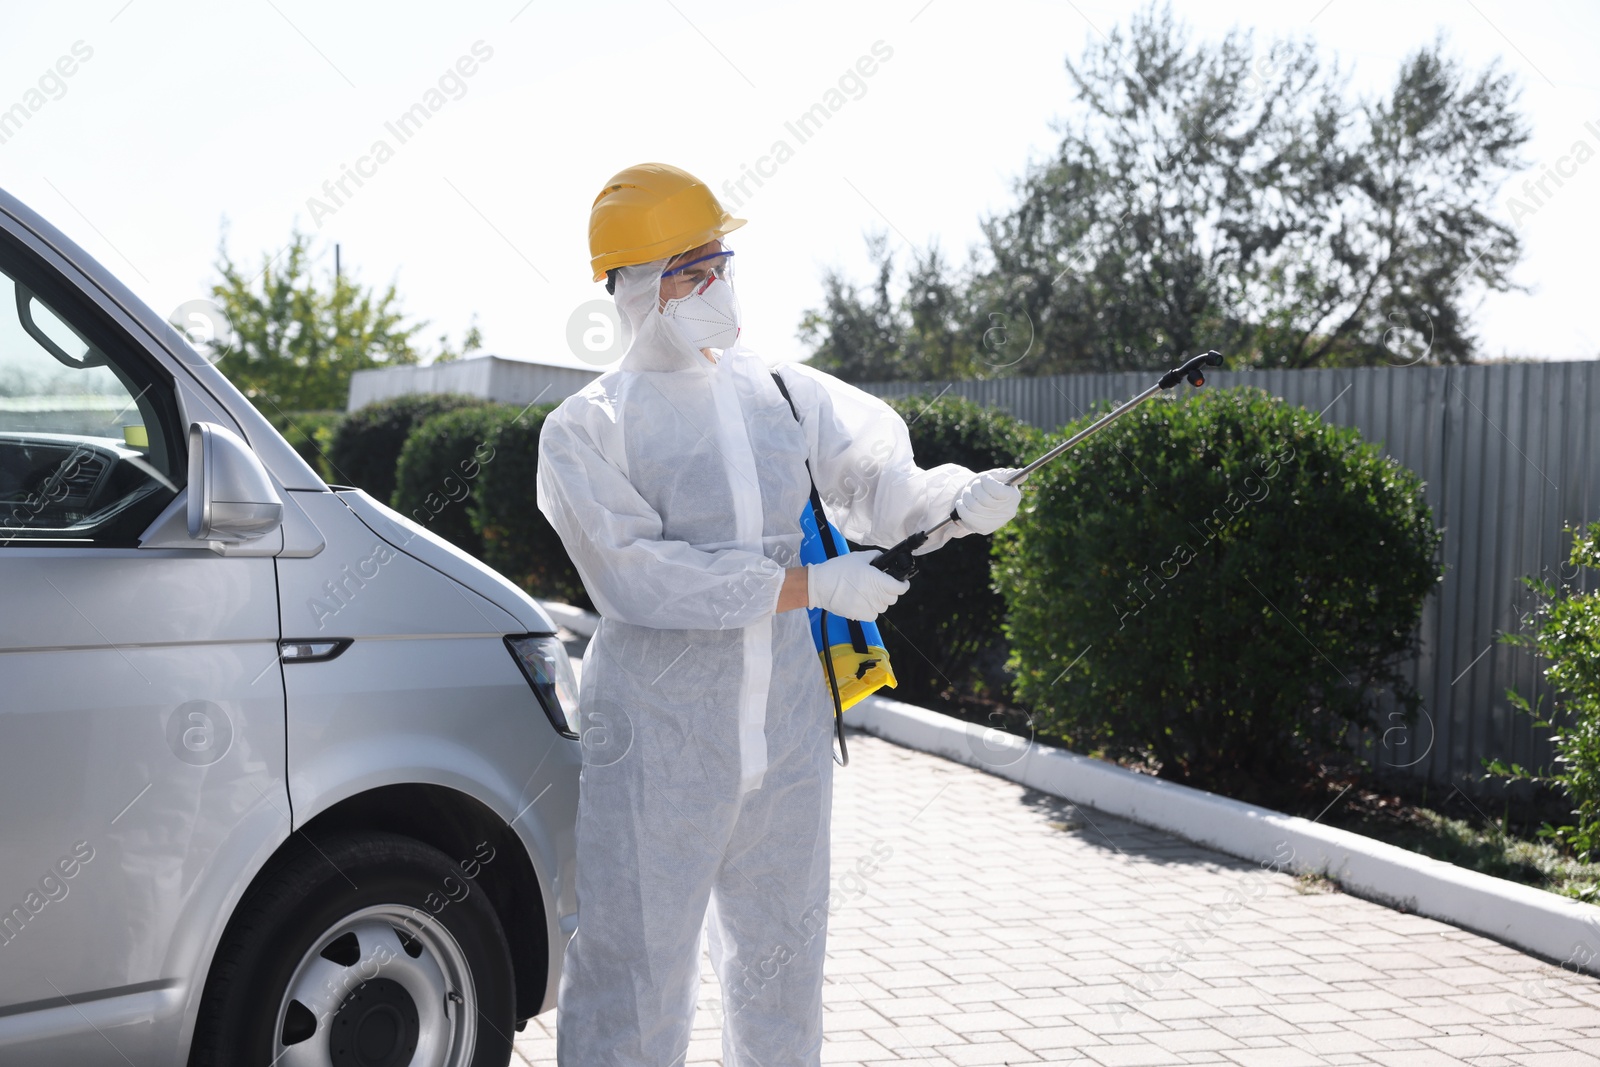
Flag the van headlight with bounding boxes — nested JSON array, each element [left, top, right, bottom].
[[505, 635, 580, 739]]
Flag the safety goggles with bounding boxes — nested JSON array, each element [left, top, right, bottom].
[[661, 249, 735, 290]]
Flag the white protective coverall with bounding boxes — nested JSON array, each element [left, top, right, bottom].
[[535, 256, 976, 1065]]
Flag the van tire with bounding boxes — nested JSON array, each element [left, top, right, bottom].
[[188, 831, 515, 1067]]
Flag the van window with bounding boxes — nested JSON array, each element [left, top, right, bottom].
[[0, 245, 184, 546]]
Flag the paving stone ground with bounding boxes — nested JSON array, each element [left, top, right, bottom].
[[514, 642, 1600, 1065]]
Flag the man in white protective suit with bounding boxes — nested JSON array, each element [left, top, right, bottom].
[[535, 162, 1023, 1065]]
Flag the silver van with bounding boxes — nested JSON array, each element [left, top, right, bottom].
[[0, 187, 581, 1066]]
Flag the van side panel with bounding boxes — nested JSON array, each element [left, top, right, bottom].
[[276, 490, 580, 1010], [0, 551, 289, 1062]]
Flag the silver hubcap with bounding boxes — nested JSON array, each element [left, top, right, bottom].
[[272, 904, 477, 1067]]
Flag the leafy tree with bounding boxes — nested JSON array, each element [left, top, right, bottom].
[[262, 408, 343, 482], [804, 3, 1528, 379], [800, 237, 999, 381], [208, 230, 481, 411], [798, 233, 905, 381], [430, 315, 484, 364]]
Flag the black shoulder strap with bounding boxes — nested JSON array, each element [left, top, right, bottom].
[[772, 370, 840, 558], [772, 370, 869, 656]]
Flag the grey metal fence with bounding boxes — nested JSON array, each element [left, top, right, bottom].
[[860, 362, 1600, 792]]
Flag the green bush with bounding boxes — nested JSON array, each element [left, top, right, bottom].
[[472, 406, 594, 611], [994, 386, 1442, 791], [260, 409, 343, 482], [392, 405, 516, 558], [1491, 522, 1600, 864], [329, 393, 486, 502], [879, 395, 1040, 707]]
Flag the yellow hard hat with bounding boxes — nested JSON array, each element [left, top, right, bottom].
[[589, 163, 746, 281]]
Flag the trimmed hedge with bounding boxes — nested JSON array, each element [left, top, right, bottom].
[[994, 386, 1442, 792], [329, 393, 487, 502], [392, 405, 517, 558], [471, 406, 594, 611], [879, 395, 1041, 707], [261, 409, 343, 482]]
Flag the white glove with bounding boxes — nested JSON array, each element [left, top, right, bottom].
[[806, 550, 910, 621], [955, 467, 1023, 535]]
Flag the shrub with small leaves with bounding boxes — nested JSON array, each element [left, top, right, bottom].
[[392, 405, 516, 558], [329, 393, 486, 502], [472, 406, 594, 611], [878, 395, 1040, 707], [1490, 522, 1600, 865], [993, 386, 1442, 791]]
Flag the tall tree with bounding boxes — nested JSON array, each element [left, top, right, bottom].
[[799, 237, 992, 380], [207, 231, 480, 411], [803, 4, 1528, 379], [797, 233, 905, 381]]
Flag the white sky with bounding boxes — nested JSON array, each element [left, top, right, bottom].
[[2, 0, 1597, 377]]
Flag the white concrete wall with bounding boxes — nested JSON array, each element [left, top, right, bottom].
[[346, 355, 599, 412]]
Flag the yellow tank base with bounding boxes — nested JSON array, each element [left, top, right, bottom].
[[821, 643, 898, 712]]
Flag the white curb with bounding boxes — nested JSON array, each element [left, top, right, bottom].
[[537, 601, 1600, 975], [846, 694, 1600, 976]]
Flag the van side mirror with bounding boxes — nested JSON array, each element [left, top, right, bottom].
[[187, 422, 284, 542]]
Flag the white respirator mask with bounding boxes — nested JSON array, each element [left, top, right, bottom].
[[661, 265, 741, 351]]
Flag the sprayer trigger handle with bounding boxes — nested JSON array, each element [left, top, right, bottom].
[[871, 531, 926, 582]]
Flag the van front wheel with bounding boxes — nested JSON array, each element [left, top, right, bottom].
[[190, 832, 515, 1067]]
